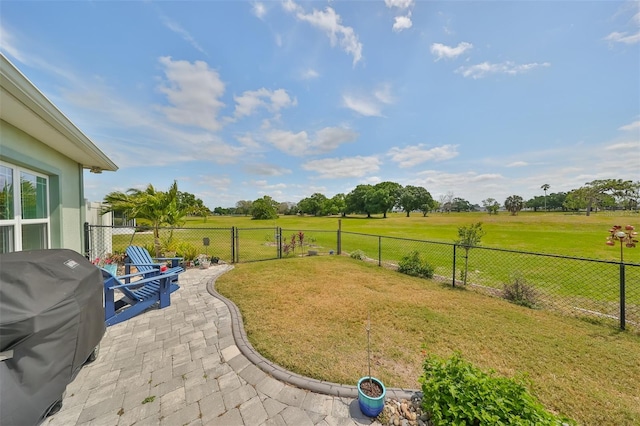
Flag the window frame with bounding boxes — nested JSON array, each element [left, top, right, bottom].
[[0, 161, 51, 252]]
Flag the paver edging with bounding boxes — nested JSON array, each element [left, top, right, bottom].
[[205, 268, 419, 401]]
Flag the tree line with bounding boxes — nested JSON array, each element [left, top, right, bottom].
[[215, 179, 640, 220], [100, 179, 639, 229]]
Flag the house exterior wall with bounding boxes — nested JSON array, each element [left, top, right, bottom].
[[0, 119, 86, 253]]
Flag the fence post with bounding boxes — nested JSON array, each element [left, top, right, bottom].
[[452, 244, 456, 288], [620, 263, 626, 330], [231, 227, 236, 264], [337, 219, 342, 255], [378, 236, 382, 266], [278, 227, 282, 259], [83, 222, 90, 259]]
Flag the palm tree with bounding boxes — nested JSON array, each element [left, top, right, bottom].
[[541, 184, 550, 211], [102, 181, 186, 256], [504, 195, 524, 216]]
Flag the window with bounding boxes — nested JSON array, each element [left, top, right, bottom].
[[0, 163, 50, 253]]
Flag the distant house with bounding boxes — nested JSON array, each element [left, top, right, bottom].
[[0, 54, 117, 254]]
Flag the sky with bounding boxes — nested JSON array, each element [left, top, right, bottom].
[[1, 1, 639, 209]]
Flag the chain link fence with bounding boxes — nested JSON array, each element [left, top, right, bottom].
[[86, 224, 638, 329], [340, 231, 639, 330], [86, 225, 233, 264]]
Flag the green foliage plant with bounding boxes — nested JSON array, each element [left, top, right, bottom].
[[350, 249, 367, 260], [503, 274, 539, 308], [419, 353, 573, 426], [176, 241, 198, 262], [397, 251, 434, 279], [103, 180, 187, 257], [454, 222, 485, 286]]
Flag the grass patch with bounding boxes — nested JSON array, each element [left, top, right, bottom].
[[216, 256, 640, 426]]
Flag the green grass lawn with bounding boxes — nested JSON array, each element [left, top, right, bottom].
[[215, 256, 640, 426], [181, 211, 640, 263]]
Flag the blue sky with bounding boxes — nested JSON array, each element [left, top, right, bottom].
[[1, 1, 638, 209]]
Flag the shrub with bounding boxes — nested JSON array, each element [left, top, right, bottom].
[[176, 242, 198, 262], [143, 243, 156, 257], [419, 353, 573, 426], [397, 251, 434, 279], [503, 274, 539, 308], [350, 249, 367, 260]]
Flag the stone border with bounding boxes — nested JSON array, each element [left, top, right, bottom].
[[205, 268, 420, 401]]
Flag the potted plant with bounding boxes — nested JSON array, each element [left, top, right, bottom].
[[92, 253, 119, 276], [197, 254, 211, 269], [358, 313, 386, 417]]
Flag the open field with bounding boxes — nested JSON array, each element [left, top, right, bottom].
[[181, 211, 640, 262], [215, 256, 640, 426]]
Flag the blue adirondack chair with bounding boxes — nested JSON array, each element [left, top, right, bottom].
[[101, 268, 180, 326], [125, 246, 184, 283]]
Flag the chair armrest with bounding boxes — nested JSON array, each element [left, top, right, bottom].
[[153, 257, 184, 261], [126, 262, 162, 267], [107, 272, 179, 290]]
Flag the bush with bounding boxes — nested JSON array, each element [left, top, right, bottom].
[[176, 242, 198, 262], [350, 249, 367, 260], [419, 353, 573, 425], [397, 251, 434, 279], [503, 274, 539, 308]]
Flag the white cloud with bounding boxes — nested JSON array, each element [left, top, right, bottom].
[[387, 144, 459, 168], [393, 14, 413, 32], [605, 141, 638, 150], [455, 61, 551, 79], [374, 84, 395, 104], [198, 175, 232, 189], [385, 0, 414, 9], [160, 15, 207, 55], [252, 2, 267, 19], [283, 0, 363, 65], [430, 42, 473, 61], [414, 170, 505, 193], [343, 95, 383, 117], [604, 31, 640, 45], [618, 120, 640, 131], [343, 84, 395, 117], [302, 156, 381, 178], [0, 26, 26, 63], [314, 127, 358, 152], [301, 68, 320, 79], [604, 6, 640, 46], [245, 164, 292, 176], [506, 161, 529, 167], [0, 26, 77, 82], [233, 88, 297, 118], [157, 56, 226, 131], [386, 0, 414, 33], [265, 126, 357, 156], [234, 133, 261, 148]]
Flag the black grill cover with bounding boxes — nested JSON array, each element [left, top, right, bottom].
[[0, 249, 105, 425]]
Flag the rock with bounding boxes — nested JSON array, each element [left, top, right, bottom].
[[392, 414, 400, 426], [408, 411, 417, 421], [420, 413, 430, 421], [400, 402, 410, 417]]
